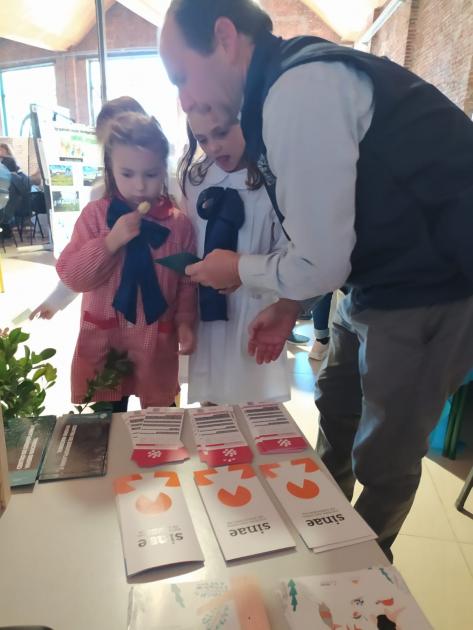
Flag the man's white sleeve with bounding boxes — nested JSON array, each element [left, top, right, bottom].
[[238, 61, 374, 300]]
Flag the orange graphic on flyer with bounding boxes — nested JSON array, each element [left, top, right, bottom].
[[135, 492, 172, 514], [217, 485, 252, 507], [287, 479, 320, 499], [291, 457, 319, 472]]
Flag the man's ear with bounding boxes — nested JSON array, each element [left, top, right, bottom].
[[214, 17, 239, 61]]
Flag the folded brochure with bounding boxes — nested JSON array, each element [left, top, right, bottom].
[[114, 470, 203, 576], [129, 575, 270, 630], [194, 464, 295, 561], [278, 565, 432, 629], [260, 457, 376, 552]]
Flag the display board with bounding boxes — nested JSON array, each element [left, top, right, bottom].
[[31, 104, 102, 257]]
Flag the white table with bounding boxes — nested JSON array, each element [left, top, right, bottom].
[[0, 412, 388, 630]]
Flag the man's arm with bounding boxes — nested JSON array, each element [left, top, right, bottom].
[[239, 61, 374, 300]]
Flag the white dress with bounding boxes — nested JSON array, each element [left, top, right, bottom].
[[185, 164, 291, 404]]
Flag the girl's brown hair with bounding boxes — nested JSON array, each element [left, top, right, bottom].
[[103, 112, 170, 199], [177, 122, 262, 197]]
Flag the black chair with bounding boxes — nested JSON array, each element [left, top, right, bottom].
[[0, 223, 18, 252], [4, 171, 32, 242], [29, 191, 47, 243], [456, 465, 473, 512]]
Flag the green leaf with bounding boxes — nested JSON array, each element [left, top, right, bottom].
[[43, 364, 57, 382], [32, 367, 47, 382], [8, 328, 24, 344], [39, 348, 56, 361]]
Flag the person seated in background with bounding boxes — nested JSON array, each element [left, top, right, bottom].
[[0, 142, 15, 159], [0, 156, 30, 235], [0, 160, 11, 215]]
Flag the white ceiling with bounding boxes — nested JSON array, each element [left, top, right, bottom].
[[302, 1, 388, 41], [0, 0, 387, 52]]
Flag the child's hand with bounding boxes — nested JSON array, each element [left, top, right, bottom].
[[30, 302, 56, 320], [105, 211, 142, 254], [177, 322, 195, 355]]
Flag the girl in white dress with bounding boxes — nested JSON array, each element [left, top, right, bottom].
[[178, 109, 290, 405]]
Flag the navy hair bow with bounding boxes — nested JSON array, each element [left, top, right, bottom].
[[196, 186, 245, 321], [107, 197, 170, 325]]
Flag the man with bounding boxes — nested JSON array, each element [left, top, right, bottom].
[[160, 0, 473, 559]]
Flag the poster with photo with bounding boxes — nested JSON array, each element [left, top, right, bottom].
[[49, 164, 73, 186], [52, 189, 80, 213], [56, 127, 99, 162], [31, 106, 102, 256], [82, 165, 103, 187]]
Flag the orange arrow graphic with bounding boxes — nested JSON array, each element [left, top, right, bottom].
[[259, 463, 281, 478], [227, 464, 255, 479], [194, 468, 218, 486], [291, 457, 319, 472], [114, 473, 143, 495], [154, 470, 180, 487]]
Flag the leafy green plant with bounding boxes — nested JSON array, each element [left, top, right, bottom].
[[0, 328, 57, 422], [74, 348, 134, 414]]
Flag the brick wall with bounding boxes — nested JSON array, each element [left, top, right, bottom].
[[76, 2, 157, 52], [0, 0, 341, 133], [0, 4, 159, 130], [261, 0, 341, 41], [1, 0, 471, 132], [370, 0, 413, 66], [371, 0, 473, 111]]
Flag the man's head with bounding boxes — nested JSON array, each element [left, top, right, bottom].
[[160, 0, 272, 123]]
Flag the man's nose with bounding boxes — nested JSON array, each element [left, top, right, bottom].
[[179, 87, 196, 114]]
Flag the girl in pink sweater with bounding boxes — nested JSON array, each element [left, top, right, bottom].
[[57, 112, 196, 411]]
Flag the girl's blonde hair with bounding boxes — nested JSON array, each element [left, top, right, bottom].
[[103, 112, 170, 199]]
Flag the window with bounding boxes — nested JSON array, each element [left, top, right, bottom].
[[1, 64, 57, 136], [88, 54, 185, 168]]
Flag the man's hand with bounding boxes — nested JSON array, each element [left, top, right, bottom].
[[177, 322, 195, 355], [248, 299, 300, 364], [185, 249, 241, 290]]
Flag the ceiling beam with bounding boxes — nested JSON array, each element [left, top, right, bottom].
[[0, 0, 114, 51], [300, 0, 387, 41], [116, 0, 170, 28]]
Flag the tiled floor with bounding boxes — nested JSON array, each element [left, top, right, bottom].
[[1, 243, 473, 629]]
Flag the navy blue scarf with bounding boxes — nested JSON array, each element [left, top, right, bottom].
[[196, 187, 245, 321], [106, 197, 170, 325]]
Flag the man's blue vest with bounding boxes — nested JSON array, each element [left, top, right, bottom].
[[241, 31, 473, 309]]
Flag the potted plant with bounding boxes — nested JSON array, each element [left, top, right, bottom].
[[0, 327, 57, 423]]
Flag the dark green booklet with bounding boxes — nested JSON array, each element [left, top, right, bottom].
[[5, 415, 57, 487], [155, 252, 201, 275], [38, 412, 112, 482]]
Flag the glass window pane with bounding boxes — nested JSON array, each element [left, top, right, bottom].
[[2, 64, 57, 136], [89, 55, 184, 168]]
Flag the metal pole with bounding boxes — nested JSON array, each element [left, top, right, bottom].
[[0, 72, 9, 136], [95, 0, 108, 105]]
